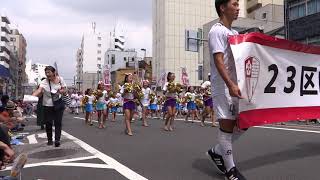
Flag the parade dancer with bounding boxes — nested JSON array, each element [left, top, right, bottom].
[[162, 72, 178, 131], [84, 89, 95, 126], [95, 83, 108, 129], [149, 92, 158, 118], [201, 73, 217, 127], [185, 86, 197, 123], [75, 91, 81, 115], [120, 73, 136, 136], [78, 92, 84, 114], [70, 90, 77, 114], [108, 92, 120, 122], [206, 0, 247, 179], [141, 80, 151, 127]]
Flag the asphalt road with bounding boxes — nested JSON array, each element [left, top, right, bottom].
[[2, 113, 320, 180]]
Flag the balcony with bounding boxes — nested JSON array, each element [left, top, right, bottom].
[[0, 41, 10, 53], [0, 22, 10, 33], [247, 0, 261, 13], [0, 51, 10, 61], [0, 32, 10, 42], [1, 16, 10, 24]]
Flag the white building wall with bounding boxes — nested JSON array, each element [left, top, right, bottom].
[[82, 32, 109, 73], [153, 0, 218, 86], [105, 49, 137, 72]]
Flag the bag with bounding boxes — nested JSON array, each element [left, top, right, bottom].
[[49, 80, 65, 111], [52, 96, 65, 111]]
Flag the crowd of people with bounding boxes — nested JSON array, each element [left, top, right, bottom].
[[0, 95, 28, 179], [70, 72, 218, 136]]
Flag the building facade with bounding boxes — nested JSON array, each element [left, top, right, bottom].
[[153, 0, 219, 86], [247, 0, 283, 15], [105, 48, 137, 73], [76, 32, 109, 92], [203, 4, 284, 78], [0, 15, 11, 94], [9, 29, 27, 99], [285, 0, 320, 45]]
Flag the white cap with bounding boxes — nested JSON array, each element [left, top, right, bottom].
[[208, 73, 211, 76]]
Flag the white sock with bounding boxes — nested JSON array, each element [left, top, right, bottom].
[[214, 144, 222, 155], [217, 129, 235, 172]]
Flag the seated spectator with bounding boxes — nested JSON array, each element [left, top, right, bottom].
[[1, 101, 25, 132], [0, 95, 9, 113]]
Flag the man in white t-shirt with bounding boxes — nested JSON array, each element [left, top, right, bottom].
[[206, 0, 247, 180]]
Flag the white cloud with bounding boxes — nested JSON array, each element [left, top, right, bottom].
[[1, 0, 152, 85]]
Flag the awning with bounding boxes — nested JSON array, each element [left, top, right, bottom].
[[0, 64, 10, 78]]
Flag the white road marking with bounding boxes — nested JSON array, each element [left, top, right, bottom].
[[3, 130, 149, 180], [256, 126, 320, 134], [45, 162, 111, 169], [26, 134, 38, 144], [61, 131, 148, 180]]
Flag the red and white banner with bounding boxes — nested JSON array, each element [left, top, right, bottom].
[[229, 33, 320, 129], [103, 65, 111, 90]]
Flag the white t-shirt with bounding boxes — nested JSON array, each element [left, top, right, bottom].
[[97, 90, 107, 103], [109, 97, 119, 104], [71, 93, 78, 106], [208, 22, 238, 97], [78, 95, 83, 105], [116, 93, 123, 106], [141, 87, 151, 106], [86, 95, 95, 104], [162, 82, 176, 98], [40, 77, 67, 107], [185, 92, 196, 101], [151, 97, 157, 105]]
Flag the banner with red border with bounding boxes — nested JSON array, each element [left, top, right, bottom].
[[229, 33, 320, 129]]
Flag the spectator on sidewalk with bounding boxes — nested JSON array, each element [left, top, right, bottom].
[[0, 95, 9, 112]]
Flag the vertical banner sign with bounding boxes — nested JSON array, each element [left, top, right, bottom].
[[103, 65, 111, 90], [156, 72, 167, 89], [181, 67, 190, 86], [229, 33, 320, 129]]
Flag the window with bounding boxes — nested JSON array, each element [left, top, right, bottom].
[[262, 12, 267, 19], [198, 65, 203, 80], [124, 57, 127, 61], [131, 57, 135, 62], [289, 0, 306, 20], [97, 57, 101, 61], [97, 44, 101, 47], [97, 50, 101, 54], [185, 30, 199, 52], [98, 37, 102, 40], [111, 54, 115, 64], [307, 0, 317, 14]]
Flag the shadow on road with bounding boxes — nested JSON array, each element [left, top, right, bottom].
[[192, 142, 320, 179], [192, 158, 225, 180], [238, 142, 320, 171]]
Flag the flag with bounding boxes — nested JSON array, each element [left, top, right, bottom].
[[229, 32, 320, 129], [156, 72, 167, 88], [53, 61, 59, 75], [181, 67, 189, 86]]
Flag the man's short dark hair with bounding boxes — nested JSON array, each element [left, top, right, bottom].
[[215, 0, 231, 17]]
